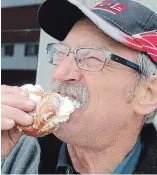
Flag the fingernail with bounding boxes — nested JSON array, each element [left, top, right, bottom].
[[20, 90, 28, 97], [25, 114, 33, 124], [27, 100, 36, 108], [7, 119, 15, 127]]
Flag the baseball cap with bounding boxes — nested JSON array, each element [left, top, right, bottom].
[[38, 0, 157, 63]]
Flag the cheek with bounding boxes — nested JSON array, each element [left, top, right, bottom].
[[87, 76, 124, 108], [85, 73, 135, 124]]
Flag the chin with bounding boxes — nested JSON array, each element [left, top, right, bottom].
[[53, 108, 86, 142]]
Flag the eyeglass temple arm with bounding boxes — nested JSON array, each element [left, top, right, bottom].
[[111, 55, 140, 72]]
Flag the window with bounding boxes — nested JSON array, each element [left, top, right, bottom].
[[1, 44, 14, 57], [25, 44, 39, 56]]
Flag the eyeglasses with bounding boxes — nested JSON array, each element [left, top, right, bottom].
[[46, 43, 140, 72]]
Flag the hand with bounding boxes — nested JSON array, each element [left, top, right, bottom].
[[1, 85, 36, 160]]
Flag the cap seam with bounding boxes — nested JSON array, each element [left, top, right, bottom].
[[143, 13, 156, 32], [140, 10, 152, 32]]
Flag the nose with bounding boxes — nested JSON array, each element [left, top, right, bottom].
[[52, 54, 82, 83]]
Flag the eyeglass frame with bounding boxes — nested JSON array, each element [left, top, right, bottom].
[[46, 42, 140, 72]]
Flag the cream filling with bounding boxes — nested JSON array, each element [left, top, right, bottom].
[[21, 84, 44, 93], [21, 84, 80, 131], [21, 84, 43, 103], [41, 95, 80, 130]]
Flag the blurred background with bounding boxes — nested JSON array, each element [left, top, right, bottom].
[[1, 0, 157, 90], [1, 0, 42, 86]]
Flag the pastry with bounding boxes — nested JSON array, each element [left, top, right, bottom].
[[17, 84, 80, 137]]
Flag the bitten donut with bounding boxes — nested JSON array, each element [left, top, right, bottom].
[[17, 84, 80, 137]]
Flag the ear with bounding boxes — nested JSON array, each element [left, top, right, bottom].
[[134, 75, 157, 116]]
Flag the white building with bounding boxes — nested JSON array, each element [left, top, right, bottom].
[[1, 0, 42, 85]]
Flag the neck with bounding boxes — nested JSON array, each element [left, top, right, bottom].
[[67, 132, 140, 174]]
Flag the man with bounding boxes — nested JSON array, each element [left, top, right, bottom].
[[1, 0, 157, 174]]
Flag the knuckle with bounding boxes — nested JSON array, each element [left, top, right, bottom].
[[12, 86, 21, 93], [1, 84, 8, 90], [1, 94, 13, 104]]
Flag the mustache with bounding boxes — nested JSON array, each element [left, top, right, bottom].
[[50, 81, 88, 108]]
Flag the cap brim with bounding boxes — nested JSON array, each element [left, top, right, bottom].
[[38, 0, 152, 54], [38, 0, 85, 41]]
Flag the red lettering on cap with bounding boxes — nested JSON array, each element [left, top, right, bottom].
[[92, 0, 127, 15]]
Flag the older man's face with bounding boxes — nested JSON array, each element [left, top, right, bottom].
[[52, 19, 143, 149]]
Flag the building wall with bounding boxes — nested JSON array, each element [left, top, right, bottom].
[[1, 0, 43, 7], [1, 70, 37, 86], [37, 0, 157, 91], [2, 43, 38, 70], [1, 2, 41, 86], [2, 5, 40, 71], [2, 5, 40, 43]]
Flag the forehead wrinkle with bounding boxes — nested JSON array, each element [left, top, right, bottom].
[[79, 32, 111, 50], [70, 29, 113, 52], [72, 20, 117, 51]]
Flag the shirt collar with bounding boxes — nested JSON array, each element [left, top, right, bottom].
[[56, 143, 76, 174], [112, 137, 142, 174], [56, 137, 142, 174]]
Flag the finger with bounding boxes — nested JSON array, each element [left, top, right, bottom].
[[1, 85, 28, 97], [2, 94, 36, 112], [1, 118, 15, 130], [1, 105, 33, 126]]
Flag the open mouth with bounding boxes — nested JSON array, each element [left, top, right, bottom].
[[62, 94, 88, 109]]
